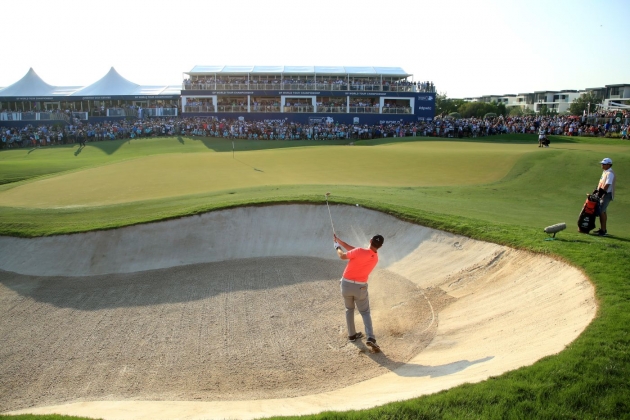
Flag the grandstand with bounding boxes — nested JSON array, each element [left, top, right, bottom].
[[0, 66, 436, 126], [181, 66, 436, 125]]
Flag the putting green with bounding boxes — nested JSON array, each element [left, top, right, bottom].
[[0, 142, 534, 208]]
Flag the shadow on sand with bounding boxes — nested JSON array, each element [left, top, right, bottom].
[[350, 340, 494, 377]]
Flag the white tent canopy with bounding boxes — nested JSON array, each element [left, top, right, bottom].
[[70, 67, 179, 96], [0, 67, 179, 98], [0, 68, 80, 97]]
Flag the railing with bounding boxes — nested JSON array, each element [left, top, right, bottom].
[[283, 106, 315, 113], [382, 107, 412, 114], [250, 105, 281, 113], [316, 106, 347, 113], [216, 105, 249, 112], [144, 108, 178, 117], [0, 112, 21, 121], [107, 108, 127, 117], [71, 112, 88, 120], [349, 106, 379, 114], [184, 106, 215, 113], [0, 111, 69, 121], [587, 116, 630, 125], [182, 82, 425, 92]]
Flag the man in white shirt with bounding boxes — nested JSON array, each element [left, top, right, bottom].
[[595, 158, 616, 236]]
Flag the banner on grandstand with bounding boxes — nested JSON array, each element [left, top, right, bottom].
[[194, 90, 424, 99]]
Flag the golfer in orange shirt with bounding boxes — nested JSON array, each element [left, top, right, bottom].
[[334, 233, 384, 351]]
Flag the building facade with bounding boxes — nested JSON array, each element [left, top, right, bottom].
[[180, 65, 435, 125], [465, 84, 630, 113]]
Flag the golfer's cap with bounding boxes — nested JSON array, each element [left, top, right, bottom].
[[371, 235, 384, 248], [600, 158, 613, 165]]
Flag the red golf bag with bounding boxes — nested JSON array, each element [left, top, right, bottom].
[[577, 194, 600, 233]]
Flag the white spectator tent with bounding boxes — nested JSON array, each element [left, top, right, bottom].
[[71, 67, 178, 97], [0, 68, 80, 97]]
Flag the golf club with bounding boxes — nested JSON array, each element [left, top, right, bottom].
[[325, 192, 335, 235]]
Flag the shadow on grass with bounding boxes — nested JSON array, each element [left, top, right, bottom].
[[351, 133, 546, 146], [80, 139, 126, 155], [592, 234, 630, 244], [189, 135, 349, 152], [235, 156, 264, 172]]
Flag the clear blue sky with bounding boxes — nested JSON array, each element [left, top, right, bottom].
[[1, 0, 628, 98]]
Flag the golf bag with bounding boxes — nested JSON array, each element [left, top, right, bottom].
[[577, 194, 600, 233]]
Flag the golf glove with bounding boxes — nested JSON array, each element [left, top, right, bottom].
[[334, 242, 341, 250]]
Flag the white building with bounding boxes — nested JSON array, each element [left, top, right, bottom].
[[603, 84, 630, 110], [464, 83, 630, 114]]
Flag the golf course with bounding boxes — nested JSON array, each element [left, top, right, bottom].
[[0, 134, 628, 419]]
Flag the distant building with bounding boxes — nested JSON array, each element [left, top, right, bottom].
[[463, 84, 630, 113]]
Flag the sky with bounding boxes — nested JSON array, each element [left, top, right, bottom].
[[1, 0, 628, 99]]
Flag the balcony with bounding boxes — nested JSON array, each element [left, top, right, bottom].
[[182, 82, 421, 93]]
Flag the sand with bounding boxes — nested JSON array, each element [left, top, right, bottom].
[[0, 204, 596, 419]]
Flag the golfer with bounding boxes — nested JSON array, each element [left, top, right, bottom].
[[595, 157, 616, 236], [334, 233, 384, 351]]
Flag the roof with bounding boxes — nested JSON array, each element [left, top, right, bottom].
[[0, 67, 179, 98], [186, 65, 411, 76], [71, 67, 142, 96], [67, 67, 179, 97], [0, 68, 81, 97]]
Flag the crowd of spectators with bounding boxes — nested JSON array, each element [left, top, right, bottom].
[[590, 109, 629, 119], [1, 112, 628, 149], [427, 114, 628, 138]]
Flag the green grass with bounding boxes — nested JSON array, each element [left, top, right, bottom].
[[0, 134, 629, 419]]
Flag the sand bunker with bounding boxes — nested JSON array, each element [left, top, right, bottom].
[[0, 204, 596, 420]]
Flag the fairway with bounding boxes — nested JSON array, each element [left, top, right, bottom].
[[0, 141, 530, 207]]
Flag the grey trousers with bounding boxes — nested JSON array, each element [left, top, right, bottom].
[[340, 278, 374, 339]]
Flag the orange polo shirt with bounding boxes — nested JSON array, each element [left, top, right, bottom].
[[342, 248, 378, 282]]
